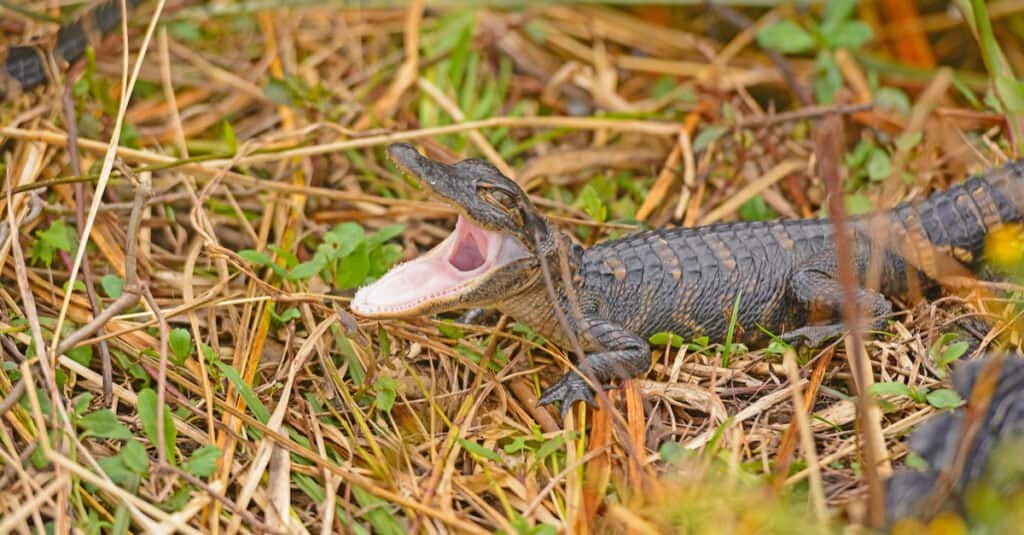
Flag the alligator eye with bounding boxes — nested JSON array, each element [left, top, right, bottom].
[[487, 189, 518, 210]]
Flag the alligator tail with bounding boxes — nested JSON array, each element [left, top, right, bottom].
[[1, 0, 141, 101], [859, 161, 1024, 270]]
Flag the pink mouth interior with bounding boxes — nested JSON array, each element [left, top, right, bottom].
[[351, 216, 530, 317]]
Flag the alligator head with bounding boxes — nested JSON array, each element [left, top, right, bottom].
[[351, 143, 555, 318]]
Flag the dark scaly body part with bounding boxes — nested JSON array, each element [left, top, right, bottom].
[[0, 0, 141, 101], [362, 145, 1024, 418], [502, 163, 1024, 415], [887, 355, 1024, 526], [580, 166, 1024, 344]]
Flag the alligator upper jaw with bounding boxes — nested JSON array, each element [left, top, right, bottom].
[[351, 215, 531, 318]]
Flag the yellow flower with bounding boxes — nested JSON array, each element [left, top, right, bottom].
[[984, 223, 1024, 268]]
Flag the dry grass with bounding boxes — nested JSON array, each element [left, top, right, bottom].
[[1, 1, 1023, 533]]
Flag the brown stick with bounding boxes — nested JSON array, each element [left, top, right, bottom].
[[62, 82, 114, 404], [154, 463, 287, 535], [734, 102, 875, 129], [817, 113, 887, 527], [54, 167, 147, 355]]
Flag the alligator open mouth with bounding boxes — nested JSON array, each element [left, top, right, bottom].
[[351, 215, 531, 317]]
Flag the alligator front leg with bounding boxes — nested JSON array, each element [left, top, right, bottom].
[[537, 318, 652, 420], [781, 262, 893, 346]]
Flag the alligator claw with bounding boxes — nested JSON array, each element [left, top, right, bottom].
[[780, 324, 846, 347], [538, 371, 597, 420]]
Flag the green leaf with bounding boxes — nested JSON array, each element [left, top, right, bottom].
[[67, 343, 93, 367], [73, 393, 94, 415], [366, 224, 405, 247], [183, 446, 221, 477], [845, 139, 874, 169], [757, 21, 816, 54], [101, 274, 124, 299], [160, 486, 193, 513], [32, 220, 76, 266], [137, 389, 177, 465], [457, 438, 502, 462], [288, 260, 324, 281], [267, 245, 298, 267], [895, 131, 923, 152], [926, 388, 964, 409], [98, 455, 134, 485], [222, 120, 238, 154], [334, 243, 370, 289], [659, 441, 696, 464], [995, 74, 1024, 113], [814, 51, 843, 104], [374, 377, 399, 413], [866, 149, 891, 182], [868, 381, 913, 398], [121, 439, 149, 475], [822, 0, 857, 29], [111, 504, 130, 535], [368, 243, 402, 278], [272, 307, 301, 324], [876, 87, 912, 115], [351, 486, 404, 535], [533, 436, 565, 462], [648, 331, 685, 348], [579, 185, 608, 223], [324, 222, 366, 257], [844, 193, 875, 215], [693, 125, 727, 153], [79, 409, 133, 440], [437, 320, 464, 340], [826, 21, 873, 50], [936, 341, 969, 369], [264, 78, 293, 106], [169, 328, 193, 364], [167, 20, 202, 42], [503, 436, 530, 454], [239, 249, 272, 266], [216, 363, 270, 423], [722, 291, 743, 367], [738, 194, 778, 221], [905, 452, 930, 471]]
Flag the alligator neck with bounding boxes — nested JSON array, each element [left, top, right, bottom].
[[496, 238, 586, 348]]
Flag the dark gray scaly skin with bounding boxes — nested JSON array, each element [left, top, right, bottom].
[[1, 0, 141, 101], [518, 163, 1024, 416], [886, 355, 1024, 525], [371, 145, 1024, 419]]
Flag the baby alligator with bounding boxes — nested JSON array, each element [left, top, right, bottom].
[[1, 0, 140, 101], [352, 144, 1024, 418], [887, 355, 1024, 526]]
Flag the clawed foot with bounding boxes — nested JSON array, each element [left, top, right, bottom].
[[537, 371, 599, 421], [781, 324, 846, 347]]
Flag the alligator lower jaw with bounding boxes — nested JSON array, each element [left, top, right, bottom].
[[350, 215, 530, 318]]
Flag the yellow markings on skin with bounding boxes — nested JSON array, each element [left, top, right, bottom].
[[971, 184, 1004, 229], [603, 256, 627, 281], [902, 208, 937, 278], [706, 235, 737, 270], [881, 217, 922, 301], [951, 246, 974, 264], [671, 268, 682, 281], [653, 236, 678, 266], [985, 223, 1024, 268], [672, 309, 702, 334], [771, 225, 795, 250], [955, 193, 983, 230]]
